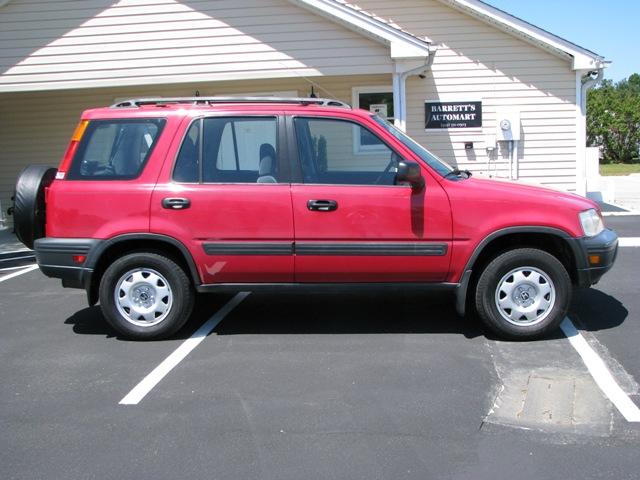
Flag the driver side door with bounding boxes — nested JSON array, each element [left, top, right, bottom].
[[289, 115, 452, 283]]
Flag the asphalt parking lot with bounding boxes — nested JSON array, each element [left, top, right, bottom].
[[1, 217, 640, 480]]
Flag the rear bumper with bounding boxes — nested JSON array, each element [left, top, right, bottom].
[[34, 238, 100, 289], [570, 228, 618, 287]]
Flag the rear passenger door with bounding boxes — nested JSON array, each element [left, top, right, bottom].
[[150, 115, 294, 284]]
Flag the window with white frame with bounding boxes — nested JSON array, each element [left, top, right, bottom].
[[352, 86, 394, 153]]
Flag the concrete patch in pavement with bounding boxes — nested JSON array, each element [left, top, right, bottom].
[[484, 335, 614, 437], [488, 367, 612, 436]]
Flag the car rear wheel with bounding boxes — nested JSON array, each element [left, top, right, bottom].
[[12, 165, 57, 249], [474, 248, 571, 340], [99, 252, 194, 340]]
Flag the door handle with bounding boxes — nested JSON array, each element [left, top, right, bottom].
[[307, 199, 338, 212], [162, 197, 191, 210]]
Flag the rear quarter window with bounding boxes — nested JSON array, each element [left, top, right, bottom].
[[67, 119, 165, 180]]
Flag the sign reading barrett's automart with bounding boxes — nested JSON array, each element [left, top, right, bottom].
[[425, 101, 482, 129]]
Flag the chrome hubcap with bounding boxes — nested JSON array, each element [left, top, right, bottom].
[[114, 268, 172, 327], [494, 266, 555, 326]]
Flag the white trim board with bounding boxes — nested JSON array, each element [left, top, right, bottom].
[[289, 0, 431, 59], [437, 0, 605, 69], [294, 0, 605, 69]]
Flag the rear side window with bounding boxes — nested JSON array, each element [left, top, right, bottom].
[[67, 119, 165, 180], [173, 117, 279, 183], [173, 121, 201, 183]]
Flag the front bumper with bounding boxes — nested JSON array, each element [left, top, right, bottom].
[[34, 238, 100, 289], [571, 228, 618, 287]]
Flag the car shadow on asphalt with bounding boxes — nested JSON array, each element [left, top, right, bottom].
[[212, 290, 483, 339], [64, 306, 117, 337], [64, 290, 484, 340], [63, 293, 237, 341], [570, 287, 628, 332], [62, 288, 625, 342]]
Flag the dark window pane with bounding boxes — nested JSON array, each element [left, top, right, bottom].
[[358, 92, 394, 146], [68, 119, 164, 180], [358, 92, 394, 119], [173, 120, 200, 183]]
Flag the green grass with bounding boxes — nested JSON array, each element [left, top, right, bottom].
[[599, 163, 640, 176]]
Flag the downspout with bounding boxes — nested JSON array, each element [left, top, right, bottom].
[[582, 68, 603, 111], [577, 68, 604, 196], [393, 46, 437, 132]]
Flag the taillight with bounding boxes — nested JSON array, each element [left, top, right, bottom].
[[72, 255, 87, 264], [56, 120, 89, 179]]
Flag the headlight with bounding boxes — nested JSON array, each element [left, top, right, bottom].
[[579, 209, 604, 237]]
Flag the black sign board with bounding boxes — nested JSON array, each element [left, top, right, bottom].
[[425, 101, 482, 129]]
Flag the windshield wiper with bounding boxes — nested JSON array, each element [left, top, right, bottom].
[[443, 168, 472, 179]]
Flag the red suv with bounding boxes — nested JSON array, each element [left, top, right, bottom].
[[12, 97, 618, 340]]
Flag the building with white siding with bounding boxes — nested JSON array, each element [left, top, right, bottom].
[[0, 0, 607, 224]]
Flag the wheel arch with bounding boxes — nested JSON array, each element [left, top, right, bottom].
[[455, 226, 581, 317], [86, 233, 200, 306]]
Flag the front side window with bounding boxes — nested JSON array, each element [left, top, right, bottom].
[[173, 117, 279, 183], [294, 117, 399, 186], [68, 119, 165, 180]]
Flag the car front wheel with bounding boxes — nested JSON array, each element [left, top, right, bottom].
[[474, 248, 571, 340], [99, 253, 194, 340]]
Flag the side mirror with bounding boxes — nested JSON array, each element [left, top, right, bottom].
[[396, 160, 424, 190]]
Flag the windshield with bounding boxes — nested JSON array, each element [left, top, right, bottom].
[[372, 115, 454, 177]]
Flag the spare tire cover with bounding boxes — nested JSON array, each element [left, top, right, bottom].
[[13, 165, 57, 249]]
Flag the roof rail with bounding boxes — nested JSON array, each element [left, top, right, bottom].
[[110, 96, 351, 109]]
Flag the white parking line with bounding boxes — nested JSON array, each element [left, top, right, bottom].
[[119, 292, 250, 405], [619, 237, 640, 247], [560, 318, 640, 422], [603, 211, 639, 217], [0, 248, 32, 255], [0, 264, 39, 283], [0, 263, 37, 272]]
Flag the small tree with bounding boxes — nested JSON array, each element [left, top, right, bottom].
[[587, 73, 640, 164]]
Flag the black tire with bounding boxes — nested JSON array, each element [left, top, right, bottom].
[[474, 248, 571, 340], [99, 252, 195, 340], [13, 165, 57, 249]]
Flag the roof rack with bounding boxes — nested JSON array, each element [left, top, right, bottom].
[[110, 96, 351, 109]]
